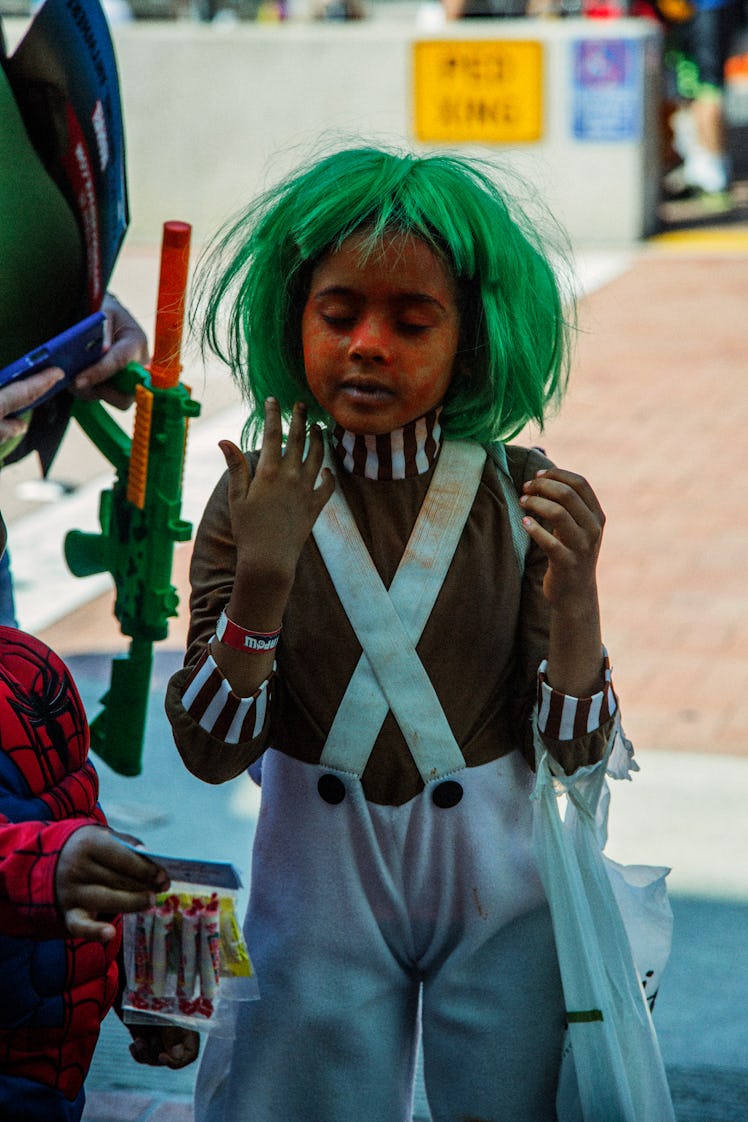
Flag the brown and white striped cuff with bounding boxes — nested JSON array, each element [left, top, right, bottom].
[[181, 645, 272, 744], [537, 650, 617, 740]]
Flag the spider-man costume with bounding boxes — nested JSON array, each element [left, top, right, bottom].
[[0, 626, 120, 1121]]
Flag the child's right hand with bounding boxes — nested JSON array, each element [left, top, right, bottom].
[[211, 397, 334, 700], [55, 826, 171, 943], [219, 397, 335, 611]]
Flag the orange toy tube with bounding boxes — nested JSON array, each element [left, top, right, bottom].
[[149, 220, 192, 389]]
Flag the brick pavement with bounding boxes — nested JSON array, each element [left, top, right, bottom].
[[514, 236, 748, 760]]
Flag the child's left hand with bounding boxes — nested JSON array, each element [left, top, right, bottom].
[[519, 467, 605, 609], [128, 1024, 200, 1069], [519, 467, 606, 698]]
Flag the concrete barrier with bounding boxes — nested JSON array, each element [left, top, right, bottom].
[[6, 14, 663, 246]]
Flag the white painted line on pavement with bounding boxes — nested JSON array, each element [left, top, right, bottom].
[[606, 748, 748, 904]]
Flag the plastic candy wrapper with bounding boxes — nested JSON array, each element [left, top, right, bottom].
[[122, 853, 258, 1035]]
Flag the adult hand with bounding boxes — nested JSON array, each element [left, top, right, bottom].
[[71, 293, 149, 410], [55, 825, 171, 943], [0, 367, 66, 442]]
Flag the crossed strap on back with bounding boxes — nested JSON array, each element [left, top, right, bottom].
[[312, 439, 527, 784]]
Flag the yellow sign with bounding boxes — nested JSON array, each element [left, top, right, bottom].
[[413, 40, 543, 144]]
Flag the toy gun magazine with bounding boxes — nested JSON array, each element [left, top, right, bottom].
[[65, 221, 201, 776]]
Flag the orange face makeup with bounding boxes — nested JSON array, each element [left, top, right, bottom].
[[301, 231, 461, 436]]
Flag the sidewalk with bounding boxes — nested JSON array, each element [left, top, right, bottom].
[[6, 220, 748, 1120]]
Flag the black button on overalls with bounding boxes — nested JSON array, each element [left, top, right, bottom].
[[318, 774, 346, 805], [432, 780, 463, 809]]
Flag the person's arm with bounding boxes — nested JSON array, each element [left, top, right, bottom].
[[0, 818, 168, 941], [167, 398, 334, 782], [0, 293, 147, 445], [516, 463, 618, 772], [0, 817, 82, 937], [209, 398, 334, 697]]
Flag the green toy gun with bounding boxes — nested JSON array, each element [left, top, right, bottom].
[[65, 221, 201, 776]]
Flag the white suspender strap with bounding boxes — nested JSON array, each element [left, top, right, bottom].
[[313, 440, 486, 783], [490, 442, 530, 574]]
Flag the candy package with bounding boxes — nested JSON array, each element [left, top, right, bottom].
[[121, 853, 258, 1035]]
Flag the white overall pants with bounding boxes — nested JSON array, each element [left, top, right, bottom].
[[195, 443, 566, 1122]]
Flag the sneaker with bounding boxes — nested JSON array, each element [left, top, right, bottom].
[[682, 149, 730, 194], [697, 190, 733, 213]]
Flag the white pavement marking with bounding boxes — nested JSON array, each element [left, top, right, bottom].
[[572, 248, 637, 297], [606, 748, 748, 904]]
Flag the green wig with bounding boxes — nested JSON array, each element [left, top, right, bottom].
[[194, 145, 574, 445]]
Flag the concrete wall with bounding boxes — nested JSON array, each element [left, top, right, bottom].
[[6, 15, 663, 247]]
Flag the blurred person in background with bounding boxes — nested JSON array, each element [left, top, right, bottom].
[[662, 0, 743, 198]]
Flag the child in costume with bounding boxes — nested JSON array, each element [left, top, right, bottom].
[[0, 509, 198, 1121], [165, 147, 636, 1122]]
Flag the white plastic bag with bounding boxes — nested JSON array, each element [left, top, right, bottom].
[[531, 717, 675, 1122]]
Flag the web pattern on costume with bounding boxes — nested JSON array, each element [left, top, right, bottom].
[[0, 628, 91, 805], [0, 628, 119, 1101]]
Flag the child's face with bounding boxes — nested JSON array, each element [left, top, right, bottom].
[[301, 230, 460, 436]]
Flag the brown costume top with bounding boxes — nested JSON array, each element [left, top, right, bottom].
[[166, 434, 615, 806]]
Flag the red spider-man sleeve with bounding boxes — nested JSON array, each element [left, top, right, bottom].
[[0, 628, 110, 938], [0, 629, 122, 1104], [0, 816, 91, 938]]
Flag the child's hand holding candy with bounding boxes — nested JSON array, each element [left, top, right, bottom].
[[55, 826, 170, 943], [128, 1024, 200, 1070]]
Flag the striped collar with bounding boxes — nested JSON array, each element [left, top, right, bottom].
[[331, 410, 442, 480]]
